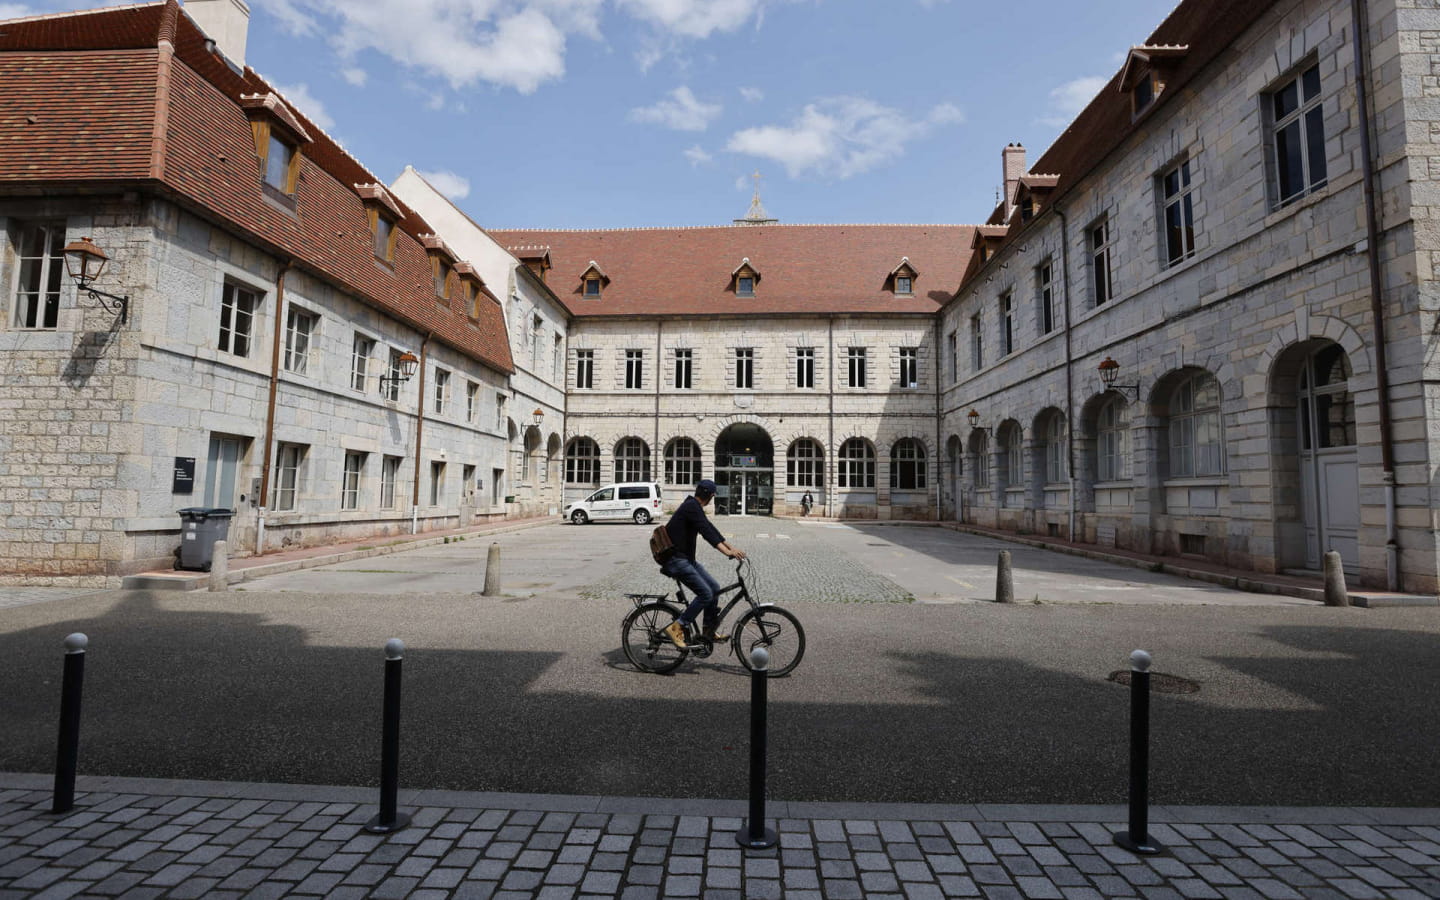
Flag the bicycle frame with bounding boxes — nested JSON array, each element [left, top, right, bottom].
[[671, 560, 759, 628]]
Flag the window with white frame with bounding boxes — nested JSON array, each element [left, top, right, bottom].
[[565, 437, 600, 485], [1160, 158, 1197, 266], [1037, 262, 1055, 335], [846, 347, 867, 389], [1168, 372, 1224, 477], [1090, 218, 1115, 306], [787, 439, 823, 488], [1270, 61, 1327, 208], [998, 423, 1022, 491], [898, 347, 919, 388], [890, 438, 926, 490], [796, 347, 815, 389], [341, 450, 365, 510], [665, 438, 701, 485], [969, 431, 990, 489], [615, 437, 650, 482], [1042, 412, 1066, 483], [272, 442, 306, 511], [948, 331, 958, 384], [283, 307, 318, 374], [575, 349, 594, 389], [735, 348, 754, 389], [553, 335, 563, 384], [1000, 291, 1014, 356], [381, 348, 404, 402], [674, 348, 693, 389], [625, 349, 644, 390], [1097, 396, 1130, 482], [495, 393, 506, 432], [970, 313, 983, 370], [465, 381, 479, 423], [838, 438, 875, 488], [380, 455, 401, 509], [12, 221, 64, 330], [219, 283, 261, 357], [531, 315, 543, 367], [433, 368, 451, 415], [351, 334, 374, 391]]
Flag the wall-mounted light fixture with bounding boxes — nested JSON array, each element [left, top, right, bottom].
[[1097, 356, 1140, 401], [966, 408, 989, 432], [63, 237, 129, 324], [531, 407, 545, 428], [379, 350, 420, 389]]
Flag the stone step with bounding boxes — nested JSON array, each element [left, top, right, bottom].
[[1348, 592, 1439, 608], [120, 572, 208, 591]]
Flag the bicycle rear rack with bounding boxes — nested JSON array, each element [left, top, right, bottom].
[[626, 592, 671, 610]]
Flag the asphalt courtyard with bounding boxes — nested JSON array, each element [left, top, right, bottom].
[[3, 519, 1436, 812]]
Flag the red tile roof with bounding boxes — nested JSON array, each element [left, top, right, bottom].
[[486, 225, 975, 317], [0, 0, 513, 375]]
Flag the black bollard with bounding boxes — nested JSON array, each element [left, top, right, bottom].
[[52, 633, 88, 814], [1113, 649, 1166, 856], [736, 646, 778, 850], [365, 638, 411, 834]]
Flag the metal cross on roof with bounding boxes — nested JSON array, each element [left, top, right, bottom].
[[735, 170, 778, 225]]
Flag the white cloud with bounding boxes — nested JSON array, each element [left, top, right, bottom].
[[1039, 75, 1108, 127], [725, 97, 964, 179], [629, 86, 722, 132], [738, 86, 764, 103], [0, 4, 33, 18], [683, 145, 713, 166], [341, 67, 368, 86], [616, 0, 766, 39], [417, 169, 472, 200], [275, 82, 336, 131]]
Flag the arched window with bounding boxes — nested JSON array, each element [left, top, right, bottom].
[[615, 437, 651, 483], [664, 438, 701, 486], [968, 430, 990, 488], [838, 438, 875, 488], [522, 427, 541, 481], [998, 422, 1023, 489], [1097, 397, 1130, 482], [1168, 372, 1224, 477], [564, 438, 600, 485], [890, 438, 927, 490], [1300, 343, 1355, 449], [1038, 412, 1066, 483], [787, 439, 824, 488]]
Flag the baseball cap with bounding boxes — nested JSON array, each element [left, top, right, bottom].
[[696, 479, 717, 498]]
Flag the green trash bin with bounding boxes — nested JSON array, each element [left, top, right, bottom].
[[177, 507, 234, 572]]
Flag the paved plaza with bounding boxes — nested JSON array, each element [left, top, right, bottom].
[[1, 774, 1438, 899]]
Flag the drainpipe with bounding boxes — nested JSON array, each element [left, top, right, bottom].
[[934, 313, 944, 521], [827, 317, 835, 518], [654, 319, 662, 481], [255, 259, 293, 556], [1054, 206, 1078, 543], [1352, 0, 1399, 589], [410, 333, 432, 534]]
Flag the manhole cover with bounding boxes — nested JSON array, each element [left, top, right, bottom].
[[1107, 671, 1200, 694]]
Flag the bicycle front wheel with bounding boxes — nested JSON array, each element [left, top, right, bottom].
[[622, 601, 689, 674], [733, 605, 805, 677]]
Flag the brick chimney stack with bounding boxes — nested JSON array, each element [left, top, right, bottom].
[[182, 0, 251, 66], [1002, 142, 1027, 222]]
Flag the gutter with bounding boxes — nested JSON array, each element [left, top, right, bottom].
[[1352, 0, 1400, 589], [1054, 206, 1078, 543], [255, 259, 293, 556], [934, 313, 944, 522], [411, 332, 432, 534]]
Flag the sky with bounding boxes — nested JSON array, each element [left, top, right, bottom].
[[8, 0, 1176, 229]]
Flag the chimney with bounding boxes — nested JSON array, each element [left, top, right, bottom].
[[183, 0, 251, 66], [1002, 142, 1027, 221]]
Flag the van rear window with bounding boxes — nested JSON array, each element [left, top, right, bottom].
[[618, 486, 650, 500]]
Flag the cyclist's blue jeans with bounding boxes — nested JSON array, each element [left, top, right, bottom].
[[661, 556, 721, 629]]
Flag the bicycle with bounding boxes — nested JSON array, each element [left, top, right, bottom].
[[621, 557, 806, 677]]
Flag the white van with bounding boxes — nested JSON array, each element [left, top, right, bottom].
[[563, 482, 663, 525]]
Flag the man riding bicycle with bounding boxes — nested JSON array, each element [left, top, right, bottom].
[[660, 479, 745, 649]]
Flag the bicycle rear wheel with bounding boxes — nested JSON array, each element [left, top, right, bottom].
[[733, 605, 805, 677], [622, 601, 689, 674]]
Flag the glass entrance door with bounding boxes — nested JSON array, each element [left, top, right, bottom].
[[714, 470, 773, 515]]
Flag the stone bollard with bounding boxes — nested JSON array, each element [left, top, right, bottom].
[[482, 543, 501, 596], [995, 550, 1014, 603], [208, 540, 228, 592], [1323, 551, 1349, 607]]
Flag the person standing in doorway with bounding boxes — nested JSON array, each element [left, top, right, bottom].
[[801, 491, 813, 516], [661, 479, 745, 648]]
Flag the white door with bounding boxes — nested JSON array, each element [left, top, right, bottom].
[[1298, 345, 1359, 573]]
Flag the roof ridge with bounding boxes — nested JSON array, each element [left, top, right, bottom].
[[489, 223, 981, 232], [0, 0, 163, 25]]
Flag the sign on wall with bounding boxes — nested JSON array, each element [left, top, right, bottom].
[[173, 457, 196, 494]]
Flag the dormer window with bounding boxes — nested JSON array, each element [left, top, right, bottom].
[[731, 258, 760, 296], [419, 234, 457, 300], [373, 215, 395, 262], [889, 257, 918, 296], [1132, 74, 1156, 114], [436, 261, 452, 298], [1119, 45, 1187, 119], [455, 262, 487, 317], [241, 92, 312, 201], [355, 183, 403, 264], [978, 246, 989, 263], [578, 261, 610, 299]]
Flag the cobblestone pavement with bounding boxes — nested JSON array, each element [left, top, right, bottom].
[[584, 518, 913, 605], [1, 775, 1437, 899]]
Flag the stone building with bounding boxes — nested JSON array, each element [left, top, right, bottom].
[[0, 0, 516, 583], [938, 0, 1440, 593]]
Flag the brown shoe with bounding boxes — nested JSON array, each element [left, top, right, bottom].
[[663, 621, 687, 649]]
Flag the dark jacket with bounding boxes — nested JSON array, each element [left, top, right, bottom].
[[664, 495, 725, 562]]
